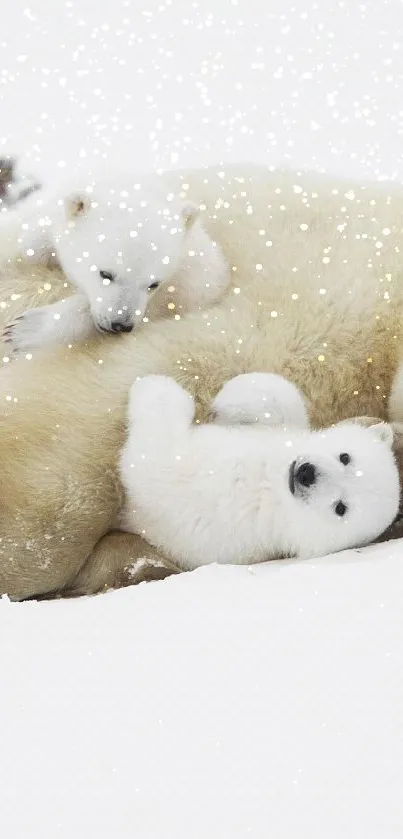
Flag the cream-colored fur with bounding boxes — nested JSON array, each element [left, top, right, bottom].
[[2, 162, 403, 599]]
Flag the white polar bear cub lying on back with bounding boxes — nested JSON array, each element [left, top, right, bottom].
[[119, 373, 399, 568], [2, 170, 230, 351]]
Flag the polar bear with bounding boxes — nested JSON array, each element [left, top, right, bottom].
[[118, 374, 399, 568], [1, 170, 230, 351], [3, 161, 403, 599]]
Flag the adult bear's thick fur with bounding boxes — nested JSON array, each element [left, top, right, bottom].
[[1, 163, 403, 599]]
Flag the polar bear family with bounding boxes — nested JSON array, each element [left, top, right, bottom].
[[0, 159, 402, 597]]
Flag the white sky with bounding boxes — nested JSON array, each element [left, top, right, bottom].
[[1, 0, 403, 182]]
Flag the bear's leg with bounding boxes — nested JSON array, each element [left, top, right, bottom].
[[211, 372, 309, 429], [127, 375, 195, 433], [3, 293, 96, 353], [119, 376, 195, 502], [56, 531, 181, 598]]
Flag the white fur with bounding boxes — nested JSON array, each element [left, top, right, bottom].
[[2, 170, 230, 350], [212, 372, 309, 429], [4, 295, 94, 350], [0, 207, 32, 263], [5, 173, 40, 206], [119, 374, 399, 569]]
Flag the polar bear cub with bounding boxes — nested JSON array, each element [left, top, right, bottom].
[[2, 170, 230, 351], [119, 373, 399, 569]]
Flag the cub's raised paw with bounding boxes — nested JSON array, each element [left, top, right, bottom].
[[128, 375, 195, 426]]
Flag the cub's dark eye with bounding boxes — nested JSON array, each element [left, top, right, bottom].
[[147, 281, 160, 291], [335, 501, 347, 517], [99, 270, 116, 282], [339, 453, 351, 465]]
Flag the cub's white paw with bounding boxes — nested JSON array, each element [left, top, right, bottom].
[[129, 375, 194, 425], [3, 306, 55, 353], [212, 372, 309, 429]]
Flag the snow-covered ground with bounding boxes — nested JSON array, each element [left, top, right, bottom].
[[1, 0, 403, 836]]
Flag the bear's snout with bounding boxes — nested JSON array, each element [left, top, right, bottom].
[[292, 461, 317, 492], [110, 320, 134, 334]]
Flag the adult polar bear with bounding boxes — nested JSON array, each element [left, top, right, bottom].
[[1, 162, 403, 600]]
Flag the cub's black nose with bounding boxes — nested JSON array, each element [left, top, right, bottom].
[[111, 321, 134, 334], [295, 462, 316, 488]]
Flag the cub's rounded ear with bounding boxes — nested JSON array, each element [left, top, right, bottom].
[[389, 423, 403, 478], [390, 421, 403, 438], [368, 421, 394, 447], [182, 200, 200, 230], [64, 192, 92, 220], [338, 415, 394, 447], [338, 415, 383, 429], [389, 421, 403, 450]]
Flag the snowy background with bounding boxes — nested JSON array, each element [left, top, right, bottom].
[[1, 0, 403, 836]]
